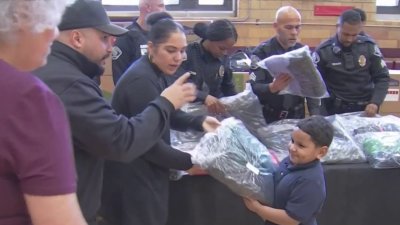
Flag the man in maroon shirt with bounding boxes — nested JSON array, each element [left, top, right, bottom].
[[0, 1, 86, 225]]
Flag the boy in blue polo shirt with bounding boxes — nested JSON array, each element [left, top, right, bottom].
[[244, 115, 334, 225]]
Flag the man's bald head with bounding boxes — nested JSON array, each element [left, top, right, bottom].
[[137, 0, 165, 30], [275, 6, 301, 24], [139, 0, 165, 11]]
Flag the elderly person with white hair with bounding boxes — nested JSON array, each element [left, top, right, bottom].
[[0, 1, 87, 225]]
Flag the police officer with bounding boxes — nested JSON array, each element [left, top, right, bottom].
[[178, 19, 237, 114], [313, 9, 389, 117], [112, 0, 165, 84], [250, 6, 320, 124]]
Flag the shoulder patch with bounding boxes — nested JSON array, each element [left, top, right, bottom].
[[112, 46, 122, 60], [312, 52, 320, 64], [381, 59, 387, 68], [249, 72, 256, 81], [373, 45, 383, 57], [250, 55, 261, 69]]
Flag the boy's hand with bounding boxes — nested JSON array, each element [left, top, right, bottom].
[[202, 116, 220, 132], [186, 165, 207, 175], [243, 197, 262, 213]]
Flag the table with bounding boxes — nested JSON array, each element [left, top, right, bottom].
[[167, 163, 400, 225]]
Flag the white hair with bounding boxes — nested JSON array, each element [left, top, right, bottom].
[[0, 0, 68, 34]]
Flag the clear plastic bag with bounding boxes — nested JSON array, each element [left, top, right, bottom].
[[255, 119, 298, 162], [170, 102, 206, 152], [323, 114, 367, 164], [191, 118, 277, 205], [257, 46, 329, 98], [329, 112, 400, 136], [256, 116, 367, 164], [220, 84, 268, 140], [355, 132, 400, 169]]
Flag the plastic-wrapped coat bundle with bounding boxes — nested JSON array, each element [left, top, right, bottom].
[[220, 84, 268, 139], [170, 103, 206, 152], [257, 46, 329, 98], [192, 118, 277, 205], [257, 116, 366, 164], [329, 112, 400, 136], [355, 132, 400, 168], [255, 119, 298, 161], [323, 114, 366, 163]]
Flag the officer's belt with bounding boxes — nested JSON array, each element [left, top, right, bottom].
[[262, 104, 303, 120], [331, 97, 369, 107]]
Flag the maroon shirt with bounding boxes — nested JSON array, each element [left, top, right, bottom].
[[0, 60, 77, 225]]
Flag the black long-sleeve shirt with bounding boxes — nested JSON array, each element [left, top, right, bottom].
[[102, 55, 205, 225], [33, 41, 175, 225]]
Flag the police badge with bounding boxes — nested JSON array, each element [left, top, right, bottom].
[[312, 52, 320, 64], [358, 55, 366, 67]]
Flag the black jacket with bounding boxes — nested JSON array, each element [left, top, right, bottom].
[[34, 41, 175, 225], [314, 35, 389, 105], [250, 37, 320, 123], [112, 20, 148, 84], [102, 56, 204, 225], [178, 41, 236, 102]]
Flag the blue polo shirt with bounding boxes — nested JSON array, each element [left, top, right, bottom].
[[265, 157, 326, 225]]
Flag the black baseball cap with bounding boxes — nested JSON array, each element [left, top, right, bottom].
[[58, 0, 127, 36]]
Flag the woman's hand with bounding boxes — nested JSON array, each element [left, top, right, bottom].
[[161, 73, 197, 109]]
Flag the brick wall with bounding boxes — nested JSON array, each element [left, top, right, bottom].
[[233, 0, 400, 48], [100, 0, 400, 93]]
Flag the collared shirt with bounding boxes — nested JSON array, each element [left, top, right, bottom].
[[265, 157, 326, 225]]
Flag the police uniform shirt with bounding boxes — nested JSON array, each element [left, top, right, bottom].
[[313, 35, 389, 105], [250, 37, 319, 122], [112, 19, 148, 84], [179, 41, 236, 102]]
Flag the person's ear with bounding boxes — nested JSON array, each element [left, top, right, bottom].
[[316, 146, 328, 160], [147, 41, 154, 60], [70, 30, 84, 49], [273, 22, 278, 30]]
